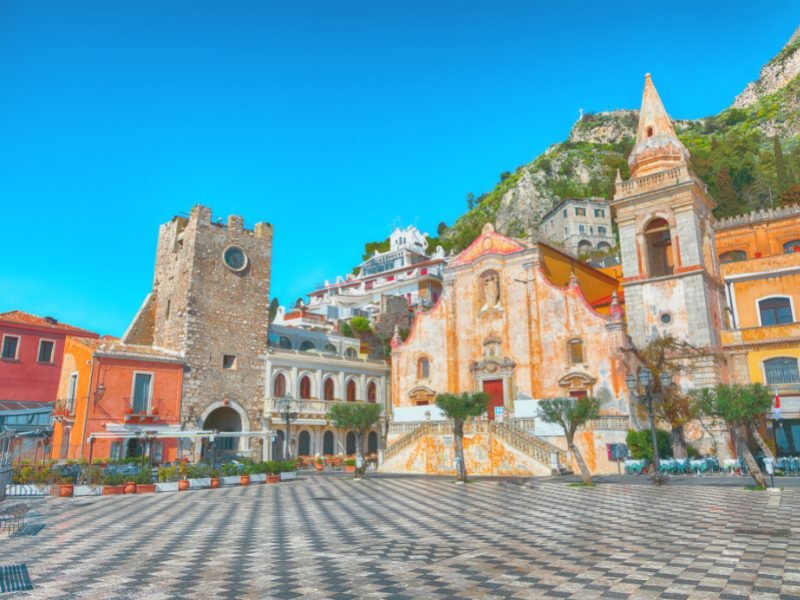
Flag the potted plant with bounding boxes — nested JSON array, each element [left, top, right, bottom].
[[280, 461, 298, 481], [249, 462, 267, 484], [187, 464, 212, 489], [240, 463, 251, 486], [314, 457, 324, 472], [56, 475, 75, 497], [221, 463, 242, 486], [177, 461, 190, 491], [135, 469, 156, 493], [101, 473, 125, 495], [266, 461, 280, 484], [156, 465, 179, 492], [344, 458, 356, 473], [210, 468, 220, 489]]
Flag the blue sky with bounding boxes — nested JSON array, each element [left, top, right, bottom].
[[1, 2, 797, 335]]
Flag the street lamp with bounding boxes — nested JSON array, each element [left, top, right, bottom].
[[275, 394, 298, 460], [626, 367, 672, 485]]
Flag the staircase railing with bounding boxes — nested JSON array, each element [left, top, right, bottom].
[[492, 421, 567, 470], [383, 423, 428, 462]]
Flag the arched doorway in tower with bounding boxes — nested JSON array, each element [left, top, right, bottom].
[[322, 430, 335, 455], [203, 406, 242, 457], [367, 431, 378, 455], [346, 431, 357, 455], [272, 430, 285, 461], [297, 430, 311, 456]]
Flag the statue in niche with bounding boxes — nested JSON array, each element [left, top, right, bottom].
[[480, 271, 500, 310]]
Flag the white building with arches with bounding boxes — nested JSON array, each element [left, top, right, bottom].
[[265, 324, 389, 461]]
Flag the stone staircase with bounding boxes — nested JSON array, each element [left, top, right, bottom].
[[492, 421, 568, 474], [382, 418, 569, 475], [383, 422, 428, 463]]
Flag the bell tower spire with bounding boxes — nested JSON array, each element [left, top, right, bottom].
[[628, 73, 690, 178], [612, 74, 724, 376]]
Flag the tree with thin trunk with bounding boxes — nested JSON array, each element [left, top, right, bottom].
[[693, 383, 772, 488], [327, 403, 382, 480], [538, 397, 600, 484], [624, 334, 699, 459], [435, 392, 490, 483]]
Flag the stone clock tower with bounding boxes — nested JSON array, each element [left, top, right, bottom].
[[612, 75, 725, 386], [125, 204, 273, 454]]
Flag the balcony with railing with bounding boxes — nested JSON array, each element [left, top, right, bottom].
[[721, 321, 800, 348], [266, 397, 384, 419], [53, 398, 77, 421]]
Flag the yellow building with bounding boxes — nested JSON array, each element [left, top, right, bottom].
[[717, 205, 800, 454]]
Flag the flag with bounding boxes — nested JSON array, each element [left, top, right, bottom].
[[774, 392, 781, 421]]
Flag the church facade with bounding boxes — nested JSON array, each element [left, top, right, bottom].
[[386, 224, 632, 476]]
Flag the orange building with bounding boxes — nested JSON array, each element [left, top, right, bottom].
[[51, 337, 185, 462], [716, 204, 800, 455]]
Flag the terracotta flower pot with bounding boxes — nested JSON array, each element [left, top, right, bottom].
[[124, 481, 137, 494], [315, 464, 323, 471], [102, 485, 125, 495], [178, 479, 190, 491], [240, 474, 250, 486], [58, 484, 74, 498], [136, 484, 156, 493], [210, 477, 220, 489], [267, 475, 280, 484], [345, 466, 355, 473]]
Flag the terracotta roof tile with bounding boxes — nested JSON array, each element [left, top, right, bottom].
[[0, 310, 99, 337]]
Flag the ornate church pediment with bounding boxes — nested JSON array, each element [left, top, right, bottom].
[[451, 223, 526, 267], [409, 386, 436, 405], [471, 357, 516, 375], [558, 371, 597, 390]]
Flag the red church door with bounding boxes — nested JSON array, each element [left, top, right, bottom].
[[482, 379, 504, 420]]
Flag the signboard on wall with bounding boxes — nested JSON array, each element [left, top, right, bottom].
[[606, 443, 628, 461], [494, 406, 504, 423]]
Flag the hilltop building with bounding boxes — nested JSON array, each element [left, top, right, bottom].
[[305, 225, 447, 323], [539, 197, 615, 256]]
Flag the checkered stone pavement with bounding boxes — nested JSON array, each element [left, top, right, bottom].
[[4, 476, 800, 598]]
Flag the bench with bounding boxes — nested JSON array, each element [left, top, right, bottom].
[[0, 504, 30, 537]]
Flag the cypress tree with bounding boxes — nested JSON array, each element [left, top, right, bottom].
[[714, 167, 739, 217], [774, 137, 791, 193]]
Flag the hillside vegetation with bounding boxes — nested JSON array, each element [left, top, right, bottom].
[[365, 27, 800, 256]]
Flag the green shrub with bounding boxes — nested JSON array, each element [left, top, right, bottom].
[[350, 316, 371, 333], [157, 465, 177, 483], [626, 429, 672, 462]]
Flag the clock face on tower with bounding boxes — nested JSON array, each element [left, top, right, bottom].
[[223, 245, 248, 272]]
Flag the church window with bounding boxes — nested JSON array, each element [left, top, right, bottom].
[[367, 381, 377, 403], [759, 297, 793, 326], [273, 373, 286, 397], [784, 239, 800, 254], [347, 380, 357, 402], [418, 357, 430, 379], [644, 218, 673, 277], [719, 250, 747, 263], [568, 339, 584, 364], [299, 376, 312, 400], [479, 270, 501, 309], [764, 358, 800, 385]]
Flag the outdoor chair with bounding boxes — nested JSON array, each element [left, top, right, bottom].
[[0, 504, 30, 537]]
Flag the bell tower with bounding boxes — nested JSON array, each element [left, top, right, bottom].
[[612, 74, 725, 382]]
